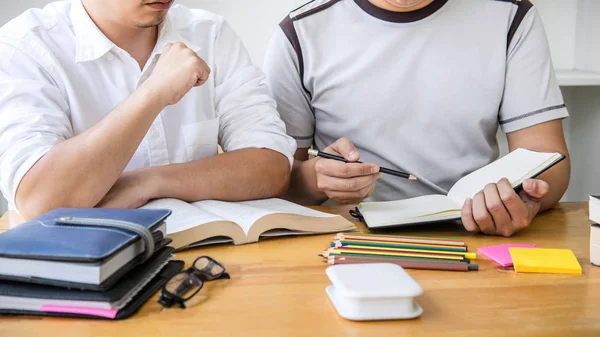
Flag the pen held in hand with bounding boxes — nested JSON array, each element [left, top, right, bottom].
[[308, 149, 417, 180]]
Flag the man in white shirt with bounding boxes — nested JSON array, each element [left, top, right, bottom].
[[264, 0, 570, 236], [0, 0, 296, 219]]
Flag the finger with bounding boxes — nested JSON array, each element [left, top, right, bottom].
[[365, 174, 380, 197], [317, 174, 379, 193], [522, 179, 550, 200], [497, 178, 529, 231], [195, 67, 211, 86], [472, 192, 496, 235], [315, 160, 379, 179], [461, 198, 479, 232], [483, 183, 513, 237], [162, 43, 173, 54], [326, 137, 360, 162], [174, 42, 187, 49]]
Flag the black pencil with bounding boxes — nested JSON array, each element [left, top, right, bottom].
[[308, 149, 417, 180]]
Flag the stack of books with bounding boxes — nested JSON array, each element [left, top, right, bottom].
[[591, 196, 599, 266], [0, 208, 183, 319], [320, 233, 478, 272]]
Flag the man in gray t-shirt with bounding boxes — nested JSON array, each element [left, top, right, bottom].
[[264, 0, 571, 237]]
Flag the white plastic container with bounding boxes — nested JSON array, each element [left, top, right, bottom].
[[325, 263, 423, 321]]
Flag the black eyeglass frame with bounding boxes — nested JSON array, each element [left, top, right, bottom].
[[158, 256, 230, 309]]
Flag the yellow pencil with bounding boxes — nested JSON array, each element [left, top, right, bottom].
[[339, 244, 477, 260], [335, 233, 466, 246], [323, 248, 467, 261]]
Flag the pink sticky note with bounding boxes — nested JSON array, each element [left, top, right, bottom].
[[478, 244, 536, 267], [41, 305, 119, 319]]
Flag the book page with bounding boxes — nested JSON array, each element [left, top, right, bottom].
[[191, 198, 337, 235], [191, 200, 268, 235], [141, 199, 225, 234], [239, 199, 337, 218], [448, 149, 560, 205], [182, 237, 234, 249], [358, 195, 461, 228]]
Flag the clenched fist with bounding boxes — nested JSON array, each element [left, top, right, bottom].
[[145, 42, 211, 107]]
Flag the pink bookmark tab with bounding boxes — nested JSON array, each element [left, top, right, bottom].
[[478, 244, 536, 267], [41, 305, 119, 319]]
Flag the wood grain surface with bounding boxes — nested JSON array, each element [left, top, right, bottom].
[[0, 203, 598, 337]]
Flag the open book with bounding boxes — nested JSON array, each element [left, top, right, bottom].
[[141, 198, 356, 249], [357, 148, 565, 229]]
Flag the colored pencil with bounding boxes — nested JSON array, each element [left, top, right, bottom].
[[327, 256, 479, 272], [322, 247, 469, 261], [332, 239, 467, 252], [335, 233, 466, 247], [330, 244, 476, 259], [321, 252, 469, 264]]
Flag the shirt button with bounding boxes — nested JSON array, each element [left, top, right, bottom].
[[107, 54, 115, 61], [151, 129, 159, 138]]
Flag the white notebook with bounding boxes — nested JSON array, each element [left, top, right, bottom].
[[590, 195, 600, 224], [357, 148, 565, 229], [142, 198, 356, 249]]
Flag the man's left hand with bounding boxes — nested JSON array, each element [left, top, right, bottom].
[[96, 169, 156, 209], [461, 178, 550, 237]]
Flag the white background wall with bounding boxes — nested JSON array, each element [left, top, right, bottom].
[[0, 0, 598, 213]]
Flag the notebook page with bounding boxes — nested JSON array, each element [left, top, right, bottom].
[[447, 149, 559, 205], [358, 195, 461, 227], [192, 198, 336, 235], [141, 199, 224, 234]]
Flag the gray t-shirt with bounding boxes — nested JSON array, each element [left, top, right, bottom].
[[264, 0, 568, 202]]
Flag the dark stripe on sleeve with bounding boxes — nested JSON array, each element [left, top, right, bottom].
[[293, 0, 343, 20], [290, 0, 317, 14], [279, 16, 311, 98], [278, 1, 344, 100], [507, 0, 534, 49], [291, 135, 314, 140], [499, 104, 566, 125]]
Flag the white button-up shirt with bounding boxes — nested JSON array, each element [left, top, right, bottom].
[[0, 0, 296, 209]]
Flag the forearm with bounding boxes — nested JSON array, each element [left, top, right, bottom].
[[536, 156, 570, 212], [16, 84, 163, 218], [287, 158, 328, 205], [150, 148, 291, 202], [506, 120, 571, 213]]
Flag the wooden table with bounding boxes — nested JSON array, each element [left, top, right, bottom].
[[1, 203, 599, 337]]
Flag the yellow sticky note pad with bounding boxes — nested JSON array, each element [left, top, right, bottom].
[[509, 248, 582, 275]]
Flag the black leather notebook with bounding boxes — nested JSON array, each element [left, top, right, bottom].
[[0, 247, 184, 320]]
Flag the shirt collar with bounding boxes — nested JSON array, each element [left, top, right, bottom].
[[151, 15, 202, 56], [70, 0, 202, 63], [70, 0, 114, 63]]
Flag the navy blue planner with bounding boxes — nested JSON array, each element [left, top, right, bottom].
[[0, 208, 171, 290]]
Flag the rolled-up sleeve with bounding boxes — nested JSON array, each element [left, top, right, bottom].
[[0, 42, 72, 209], [213, 20, 296, 168]]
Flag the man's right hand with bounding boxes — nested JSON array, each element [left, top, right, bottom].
[[313, 138, 381, 204], [145, 42, 211, 107]]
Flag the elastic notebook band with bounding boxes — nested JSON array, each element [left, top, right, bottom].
[[349, 208, 365, 222], [54, 217, 155, 262]]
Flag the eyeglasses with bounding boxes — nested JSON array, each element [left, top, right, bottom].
[[158, 256, 230, 309]]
